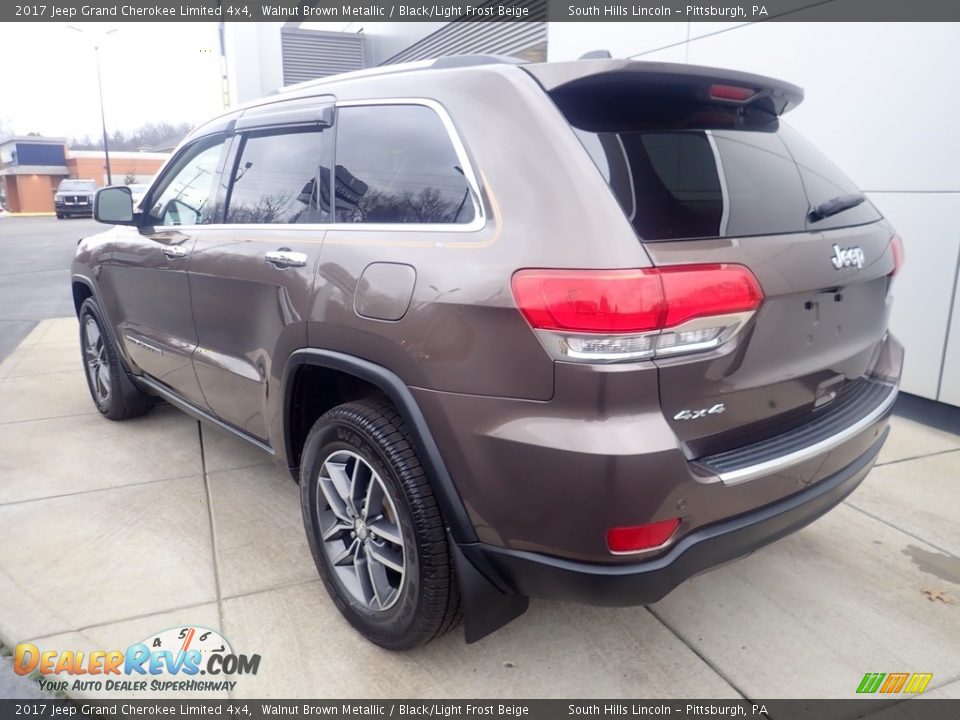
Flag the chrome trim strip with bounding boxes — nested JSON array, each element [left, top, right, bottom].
[[715, 385, 898, 486]]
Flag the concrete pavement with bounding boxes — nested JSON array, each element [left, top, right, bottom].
[[0, 318, 958, 704]]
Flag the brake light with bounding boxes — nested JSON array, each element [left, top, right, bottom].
[[607, 518, 681, 553], [889, 234, 904, 276], [709, 83, 757, 102], [511, 265, 763, 362], [659, 265, 764, 327], [510, 269, 664, 333]]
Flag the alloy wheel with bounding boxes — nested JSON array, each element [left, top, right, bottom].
[[315, 450, 406, 611]]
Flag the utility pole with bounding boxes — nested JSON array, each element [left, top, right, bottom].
[[68, 26, 118, 185]]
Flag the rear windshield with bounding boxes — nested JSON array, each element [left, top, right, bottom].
[[573, 122, 881, 241], [59, 180, 97, 191]]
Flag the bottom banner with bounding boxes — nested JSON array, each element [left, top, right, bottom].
[[0, 699, 955, 720]]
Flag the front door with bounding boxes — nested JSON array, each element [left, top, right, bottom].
[[188, 112, 333, 442], [99, 135, 229, 409]]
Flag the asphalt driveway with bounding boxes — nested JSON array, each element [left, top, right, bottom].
[[0, 218, 958, 705], [0, 215, 100, 362]]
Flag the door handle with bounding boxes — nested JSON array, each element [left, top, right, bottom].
[[265, 250, 308, 268], [161, 246, 188, 259]]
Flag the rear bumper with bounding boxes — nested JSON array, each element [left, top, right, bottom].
[[458, 429, 886, 606]]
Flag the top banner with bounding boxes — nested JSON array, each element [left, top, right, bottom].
[[7, 0, 960, 23]]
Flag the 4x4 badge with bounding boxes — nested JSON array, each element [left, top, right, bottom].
[[831, 244, 865, 270], [674, 403, 726, 421]]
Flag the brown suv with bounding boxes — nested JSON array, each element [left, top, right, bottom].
[[73, 56, 904, 650]]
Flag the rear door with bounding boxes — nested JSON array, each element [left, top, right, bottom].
[[527, 61, 898, 456], [187, 100, 333, 443]]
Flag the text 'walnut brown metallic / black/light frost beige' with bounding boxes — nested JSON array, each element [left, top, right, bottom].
[[72, 54, 904, 650]]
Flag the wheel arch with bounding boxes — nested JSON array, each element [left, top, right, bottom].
[[72, 277, 94, 316], [71, 274, 132, 373], [281, 349, 477, 544]]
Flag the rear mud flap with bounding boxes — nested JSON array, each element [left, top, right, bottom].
[[450, 533, 529, 643]]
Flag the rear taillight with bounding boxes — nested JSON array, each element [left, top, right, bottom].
[[889, 234, 904, 276], [607, 518, 681, 553], [511, 264, 763, 362], [510, 269, 664, 333]]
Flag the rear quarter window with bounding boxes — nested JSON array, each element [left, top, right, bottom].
[[332, 104, 476, 225]]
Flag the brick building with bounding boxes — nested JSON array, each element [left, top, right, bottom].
[[0, 135, 168, 213]]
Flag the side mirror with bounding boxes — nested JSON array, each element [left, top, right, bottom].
[[94, 186, 136, 225]]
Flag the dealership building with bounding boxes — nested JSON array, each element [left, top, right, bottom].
[[0, 135, 168, 214]]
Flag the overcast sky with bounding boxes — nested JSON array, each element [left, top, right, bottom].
[[1, 23, 224, 140]]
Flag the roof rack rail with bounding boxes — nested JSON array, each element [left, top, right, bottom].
[[276, 60, 435, 94], [579, 50, 613, 59], [276, 55, 524, 95], [431, 54, 528, 69]]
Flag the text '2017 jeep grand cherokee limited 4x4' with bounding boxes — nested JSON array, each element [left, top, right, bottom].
[[73, 56, 904, 650]]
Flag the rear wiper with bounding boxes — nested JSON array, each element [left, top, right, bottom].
[[808, 193, 866, 223]]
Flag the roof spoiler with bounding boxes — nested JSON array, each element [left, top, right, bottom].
[[524, 59, 803, 131]]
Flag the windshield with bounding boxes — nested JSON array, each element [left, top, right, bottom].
[[59, 180, 97, 192], [573, 122, 882, 241]]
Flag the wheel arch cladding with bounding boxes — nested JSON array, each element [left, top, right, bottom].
[[281, 349, 530, 642], [282, 348, 477, 544]]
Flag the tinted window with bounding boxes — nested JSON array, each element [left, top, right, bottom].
[[225, 129, 327, 224], [777, 124, 881, 230], [333, 105, 475, 224], [575, 124, 881, 241], [148, 138, 225, 226]]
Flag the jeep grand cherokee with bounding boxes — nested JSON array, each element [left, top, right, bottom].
[[72, 55, 903, 649]]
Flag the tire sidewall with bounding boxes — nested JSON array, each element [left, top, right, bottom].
[[300, 415, 423, 644], [78, 299, 123, 418]]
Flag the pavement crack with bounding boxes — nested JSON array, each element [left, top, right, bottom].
[[24, 599, 219, 644], [874, 447, 960, 468], [198, 420, 230, 699], [221, 576, 320, 603], [644, 605, 750, 702], [844, 501, 959, 559], [0, 473, 203, 508]]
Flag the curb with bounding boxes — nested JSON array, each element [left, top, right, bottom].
[[4, 212, 56, 217]]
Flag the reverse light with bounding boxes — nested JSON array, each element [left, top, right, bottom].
[[511, 264, 763, 362], [889, 234, 904, 276], [607, 518, 681, 553]]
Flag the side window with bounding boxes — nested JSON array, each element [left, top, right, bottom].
[[333, 104, 476, 225], [224, 129, 328, 224], [148, 138, 226, 226]]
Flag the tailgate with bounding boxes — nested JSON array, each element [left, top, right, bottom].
[[528, 57, 899, 457]]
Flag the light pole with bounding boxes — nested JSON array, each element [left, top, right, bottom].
[[67, 25, 118, 185]]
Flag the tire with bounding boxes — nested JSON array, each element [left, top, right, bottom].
[[300, 399, 461, 650], [56, 213, 64, 219], [78, 297, 155, 421]]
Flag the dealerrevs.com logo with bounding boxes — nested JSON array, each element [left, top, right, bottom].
[[14, 626, 260, 694]]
